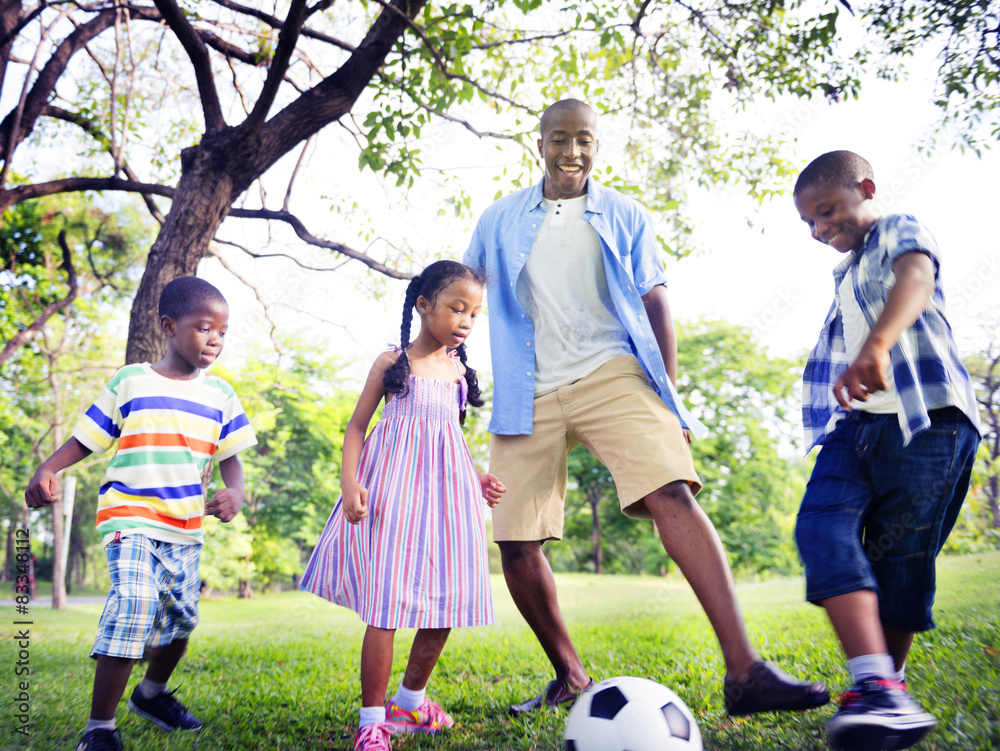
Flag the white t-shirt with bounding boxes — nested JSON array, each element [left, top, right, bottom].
[[839, 271, 898, 414], [515, 195, 632, 395]]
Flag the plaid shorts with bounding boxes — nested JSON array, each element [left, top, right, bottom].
[[92, 535, 202, 659]]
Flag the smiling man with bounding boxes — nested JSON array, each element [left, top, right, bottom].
[[464, 99, 830, 718]]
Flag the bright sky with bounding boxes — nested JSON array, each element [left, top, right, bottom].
[[203, 66, 1000, 391]]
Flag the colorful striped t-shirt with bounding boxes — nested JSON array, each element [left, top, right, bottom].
[[72, 363, 257, 546]]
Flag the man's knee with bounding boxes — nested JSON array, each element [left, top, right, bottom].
[[644, 480, 697, 515], [498, 540, 542, 569]]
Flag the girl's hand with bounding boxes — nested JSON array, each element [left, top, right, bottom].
[[206, 487, 244, 522], [343, 483, 369, 524], [479, 473, 506, 508]]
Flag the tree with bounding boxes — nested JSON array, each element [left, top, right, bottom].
[[554, 319, 808, 577], [858, 0, 1000, 153], [566, 446, 616, 574], [214, 344, 355, 595], [3, 0, 930, 366], [1, 193, 150, 606], [677, 318, 807, 577], [965, 314, 1000, 540]]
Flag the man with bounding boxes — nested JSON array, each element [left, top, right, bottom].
[[464, 99, 829, 716]]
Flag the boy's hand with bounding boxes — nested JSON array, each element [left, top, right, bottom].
[[24, 468, 59, 509], [834, 339, 890, 410], [343, 483, 369, 525], [206, 487, 244, 522], [480, 473, 506, 508]]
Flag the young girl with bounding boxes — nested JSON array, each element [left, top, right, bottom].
[[301, 260, 505, 751]]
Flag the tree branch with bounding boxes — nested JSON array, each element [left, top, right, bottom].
[[370, 0, 532, 113], [244, 0, 308, 135], [0, 176, 174, 214], [205, 0, 355, 52], [0, 230, 79, 368], [150, 0, 226, 132], [0, 6, 163, 157], [251, 0, 428, 178], [206, 246, 282, 354], [225, 207, 413, 279]]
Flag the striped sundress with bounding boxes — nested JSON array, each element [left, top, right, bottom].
[[301, 366, 494, 629]]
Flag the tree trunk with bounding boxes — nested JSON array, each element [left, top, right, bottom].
[[989, 474, 999, 529], [125, 141, 243, 363], [124, 0, 429, 364], [589, 492, 602, 575], [238, 561, 253, 599], [48, 355, 67, 609]]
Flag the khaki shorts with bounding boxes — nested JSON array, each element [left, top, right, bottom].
[[489, 355, 702, 542]]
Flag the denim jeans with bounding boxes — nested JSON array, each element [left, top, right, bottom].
[[795, 407, 979, 631]]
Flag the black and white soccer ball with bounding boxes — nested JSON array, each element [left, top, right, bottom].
[[563, 676, 702, 751]]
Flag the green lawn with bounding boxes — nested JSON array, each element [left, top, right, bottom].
[[4, 552, 999, 750]]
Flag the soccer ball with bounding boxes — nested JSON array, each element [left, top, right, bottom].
[[563, 676, 702, 751]]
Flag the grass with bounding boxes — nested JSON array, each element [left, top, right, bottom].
[[3, 552, 999, 750]]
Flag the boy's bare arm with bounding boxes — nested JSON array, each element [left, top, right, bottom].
[[25, 437, 93, 508], [834, 251, 937, 409], [207, 455, 245, 523]]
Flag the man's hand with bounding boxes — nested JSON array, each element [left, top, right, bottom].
[[833, 339, 890, 410], [343, 483, 369, 524], [479, 473, 506, 508], [24, 468, 59, 509], [206, 487, 244, 522]]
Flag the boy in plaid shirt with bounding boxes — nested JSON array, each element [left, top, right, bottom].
[[25, 277, 257, 751], [793, 151, 981, 751]]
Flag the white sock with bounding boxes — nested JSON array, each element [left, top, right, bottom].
[[137, 678, 168, 699], [359, 706, 385, 728], [891, 665, 906, 684], [391, 684, 425, 712], [848, 654, 894, 682], [85, 718, 116, 733]]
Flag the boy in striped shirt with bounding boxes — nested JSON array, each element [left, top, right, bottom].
[[25, 276, 257, 751]]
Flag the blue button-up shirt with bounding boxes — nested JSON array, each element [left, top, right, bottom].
[[464, 177, 707, 438], [802, 213, 981, 450]]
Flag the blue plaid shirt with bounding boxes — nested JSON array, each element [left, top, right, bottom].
[[802, 213, 981, 450], [465, 177, 707, 438]]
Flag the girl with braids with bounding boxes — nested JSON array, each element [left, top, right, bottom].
[[302, 260, 505, 751]]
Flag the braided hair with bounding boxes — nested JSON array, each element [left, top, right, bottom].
[[382, 260, 485, 424]]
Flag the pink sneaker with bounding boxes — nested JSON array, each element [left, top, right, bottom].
[[353, 722, 392, 751], [385, 698, 455, 734]]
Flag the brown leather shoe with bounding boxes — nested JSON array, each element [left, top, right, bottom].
[[724, 661, 830, 716], [508, 677, 595, 716]]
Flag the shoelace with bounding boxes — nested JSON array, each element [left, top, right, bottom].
[[356, 723, 391, 750]]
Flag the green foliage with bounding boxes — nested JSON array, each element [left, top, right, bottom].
[[213, 344, 358, 587], [357, 0, 871, 256], [9, 552, 1000, 749], [678, 318, 808, 577], [859, 0, 1000, 151], [1, 192, 151, 353], [953, 333, 1000, 551], [0, 192, 152, 590], [552, 319, 808, 578], [200, 514, 255, 593]]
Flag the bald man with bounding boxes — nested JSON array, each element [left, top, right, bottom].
[[465, 99, 829, 718]]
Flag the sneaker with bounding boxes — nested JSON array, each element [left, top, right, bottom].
[[354, 722, 392, 750], [127, 685, 202, 732], [76, 728, 122, 751], [385, 697, 455, 734], [828, 678, 937, 751]]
